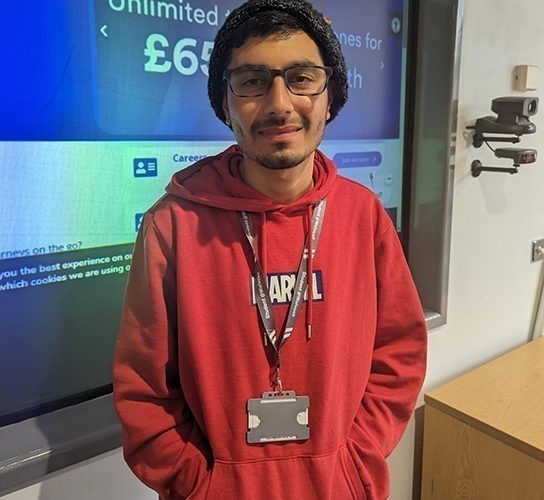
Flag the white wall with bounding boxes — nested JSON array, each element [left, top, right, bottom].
[[390, 0, 544, 497], [429, 0, 544, 382], [5, 1, 544, 499]]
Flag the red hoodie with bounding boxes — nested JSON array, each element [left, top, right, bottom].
[[113, 145, 427, 500]]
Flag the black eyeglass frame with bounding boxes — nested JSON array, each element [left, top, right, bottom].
[[223, 65, 333, 97]]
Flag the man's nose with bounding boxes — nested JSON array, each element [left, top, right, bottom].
[[263, 75, 295, 115]]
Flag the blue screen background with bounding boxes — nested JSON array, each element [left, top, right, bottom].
[[1, 0, 404, 141]]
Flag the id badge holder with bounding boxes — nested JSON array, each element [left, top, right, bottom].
[[247, 391, 310, 443]]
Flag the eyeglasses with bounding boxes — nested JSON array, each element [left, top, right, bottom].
[[223, 65, 333, 98]]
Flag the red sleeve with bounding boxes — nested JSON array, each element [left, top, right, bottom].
[[113, 213, 211, 499], [348, 215, 427, 483]]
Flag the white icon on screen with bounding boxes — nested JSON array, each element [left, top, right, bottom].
[[133, 158, 158, 177]]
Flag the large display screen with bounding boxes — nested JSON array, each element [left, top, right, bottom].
[[0, 0, 409, 425]]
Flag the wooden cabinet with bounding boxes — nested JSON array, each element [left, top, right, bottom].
[[421, 337, 544, 499]]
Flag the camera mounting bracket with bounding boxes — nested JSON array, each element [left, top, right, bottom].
[[471, 131, 521, 148], [471, 160, 518, 177]]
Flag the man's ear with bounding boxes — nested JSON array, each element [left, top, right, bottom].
[[222, 96, 231, 126], [326, 87, 334, 121]]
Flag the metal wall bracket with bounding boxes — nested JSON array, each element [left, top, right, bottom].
[[532, 239, 544, 262], [471, 160, 518, 177]]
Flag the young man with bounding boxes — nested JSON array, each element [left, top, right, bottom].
[[113, 1, 427, 499]]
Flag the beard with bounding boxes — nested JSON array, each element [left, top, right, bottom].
[[253, 149, 308, 170], [232, 114, 325, 170]]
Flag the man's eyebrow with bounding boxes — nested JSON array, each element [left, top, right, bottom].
[[227, 60, 323, 72], [288, 58, 322, 67], [227, 64, 270, 72]]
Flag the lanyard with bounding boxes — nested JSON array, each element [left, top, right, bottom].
[[239, 199, 327, 390]]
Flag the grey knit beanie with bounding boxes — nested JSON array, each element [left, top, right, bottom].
[[208, 0, 348, 125]]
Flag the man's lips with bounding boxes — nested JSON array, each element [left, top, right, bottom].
[[258, 125, 302, 140]]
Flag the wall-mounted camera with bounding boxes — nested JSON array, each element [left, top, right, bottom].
[[472, 97, 538, 143], [467, 96, 539, 177], [494, 147, 537, 164]]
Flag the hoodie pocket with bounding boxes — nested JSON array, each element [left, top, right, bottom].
[[334, 445, 368, 500], [199, 447, 368, 500]]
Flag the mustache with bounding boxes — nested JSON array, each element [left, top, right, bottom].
[[250, 116, 309, 134]]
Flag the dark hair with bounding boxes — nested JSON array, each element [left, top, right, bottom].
[[207, 0, 348, 125]]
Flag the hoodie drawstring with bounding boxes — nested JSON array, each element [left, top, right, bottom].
[[259, 211, 267, 280], [306, 204, 314, 340]]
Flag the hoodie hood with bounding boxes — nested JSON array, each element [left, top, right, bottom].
[[166, 145, 337, 213]]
